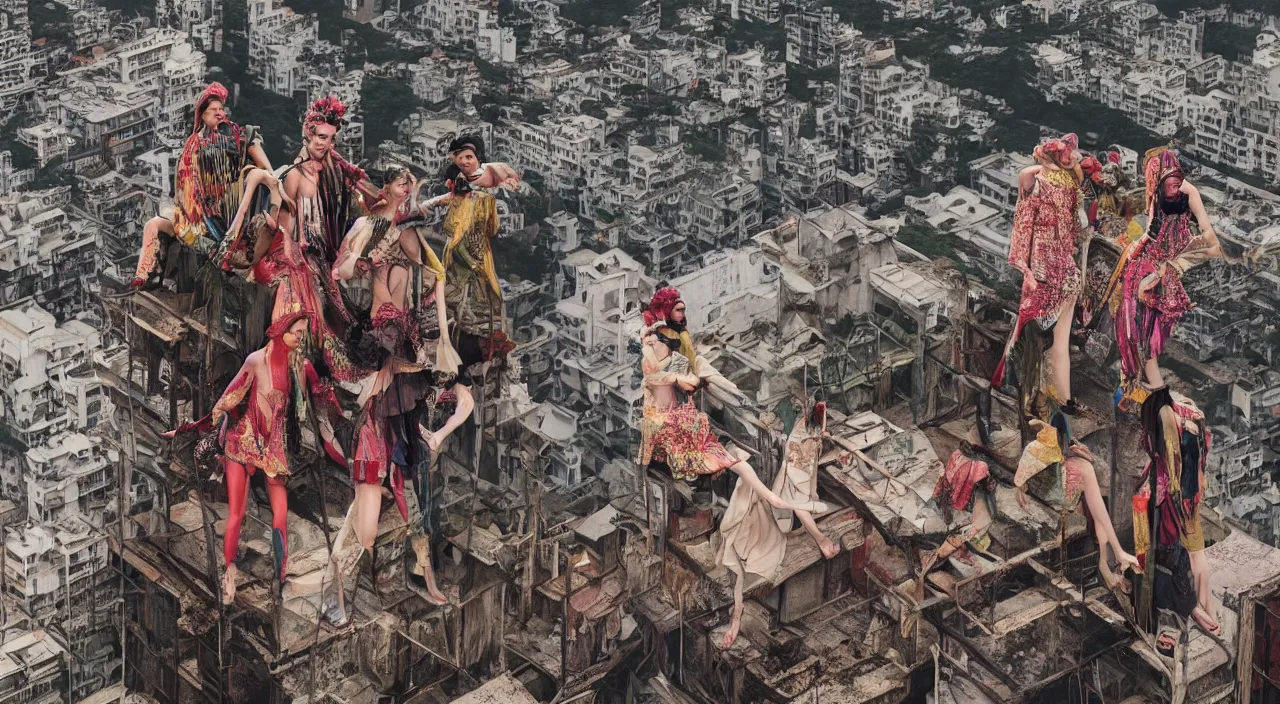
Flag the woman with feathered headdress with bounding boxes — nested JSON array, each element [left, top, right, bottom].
[[639, 323, 830, 649], [992, 134, 1087, 415], [1102, 148, 1222, 412]]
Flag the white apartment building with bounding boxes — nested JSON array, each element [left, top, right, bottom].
[[668, 246, 779, 338], [720, 50, 786, 109], [680, 172, 761, 249], [967, 151, 1035, 210], [24, 433, 114, 526], [0, 302, 106, 448], [413, 0, 515, 64], [726, 0, 781, 23], [3, 517, 110, 628], [0, 6, 39, 112], [248, 6, 319, 97], [0, 629, 65, 704], [785, 6, 853, 68], [626, 142, 685, 196], [406, 55, 479, 106], [17, 123, 69, 167]]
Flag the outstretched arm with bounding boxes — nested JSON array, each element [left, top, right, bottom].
[[1174, 184, 1223, 272]]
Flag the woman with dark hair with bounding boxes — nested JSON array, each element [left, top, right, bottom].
[[772, 392, 839, 559], [415, 137, 519, 376], [163, 313, 346, 605], [1132, 385, 1218, 638], [1014, 411, 1139, 592], [993, 134, 1086, 414], [1106, 148, 1222, 412]]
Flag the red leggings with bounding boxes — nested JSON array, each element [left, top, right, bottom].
[[224, 460, 289, 570]]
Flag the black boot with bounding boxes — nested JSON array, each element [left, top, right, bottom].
[[1062, 398, 1079, 416], [975, 385, 995, 449]]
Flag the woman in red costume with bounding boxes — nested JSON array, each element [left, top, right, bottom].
[[1106, 149, 1222, 412], [132, 82, 273, 289], [165, 313, 346, 605], [992, 134, 1085, 415], [323, 166, 473, 622]]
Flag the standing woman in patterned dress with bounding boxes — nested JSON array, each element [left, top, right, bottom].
[[992, 133, 1086, 415], [1106, 148, 1222, 412]]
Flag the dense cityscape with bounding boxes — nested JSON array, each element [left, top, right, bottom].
[[0, 0, 1278, 701]]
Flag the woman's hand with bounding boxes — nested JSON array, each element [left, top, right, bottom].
[[1022, 274, 1039, 295]]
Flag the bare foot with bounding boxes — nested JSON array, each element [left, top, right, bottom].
[[222, 564, 238, 605], [722, 616, 742, 649], [819, 538, 840, 560], [1100, 566, 1130, 594], [425, 586, 448, 606], [1192, 606, 1221, 635]]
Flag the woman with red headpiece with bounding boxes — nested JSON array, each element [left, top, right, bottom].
[[164, 313, 347, 606], [1105, 148, 1222, 412], [132, 82, 274, 289], [992, 133, 1086, 415], [639, 323, 829, 648]]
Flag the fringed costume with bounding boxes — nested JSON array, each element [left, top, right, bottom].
[[441, 188, 510, 365], [134, 83, 263, 283], [992, 135, 1084, 387], [1131, 388, 1209, 567], [638, 349, 737, 482]]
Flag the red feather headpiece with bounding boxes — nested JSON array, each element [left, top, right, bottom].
[[303, 95, 347, 138], [643, 287, 682, 326]]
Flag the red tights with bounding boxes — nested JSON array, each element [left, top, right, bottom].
[[224, 460, 289, 570]]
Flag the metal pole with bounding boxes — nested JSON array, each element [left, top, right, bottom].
[[561, 549, 574, 688]]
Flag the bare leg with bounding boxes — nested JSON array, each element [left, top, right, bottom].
[[353, 482, 383, 550], [1144, 357, 1164, 388], [1050, 293, 1077, 402], [133, 216, 175, 283], [1189, 549, 1216, 623], [723, 571, 745, 649], [323, 501, 359, 623], [796, 509, 839, 559], [1072, 457, 1140, 574], [411, 536, 448, 605], [725, 457, 828, 514]]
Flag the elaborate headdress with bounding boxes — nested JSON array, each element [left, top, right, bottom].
[[643, 287, 682, 327], [193, 82, 229, 133], [1080, 154, 1104, 184], [303, 95, 347, 138], [1033, 133, 1078, 167], [1143, 148, 1182, 211], [266, 310, 311, 341]]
